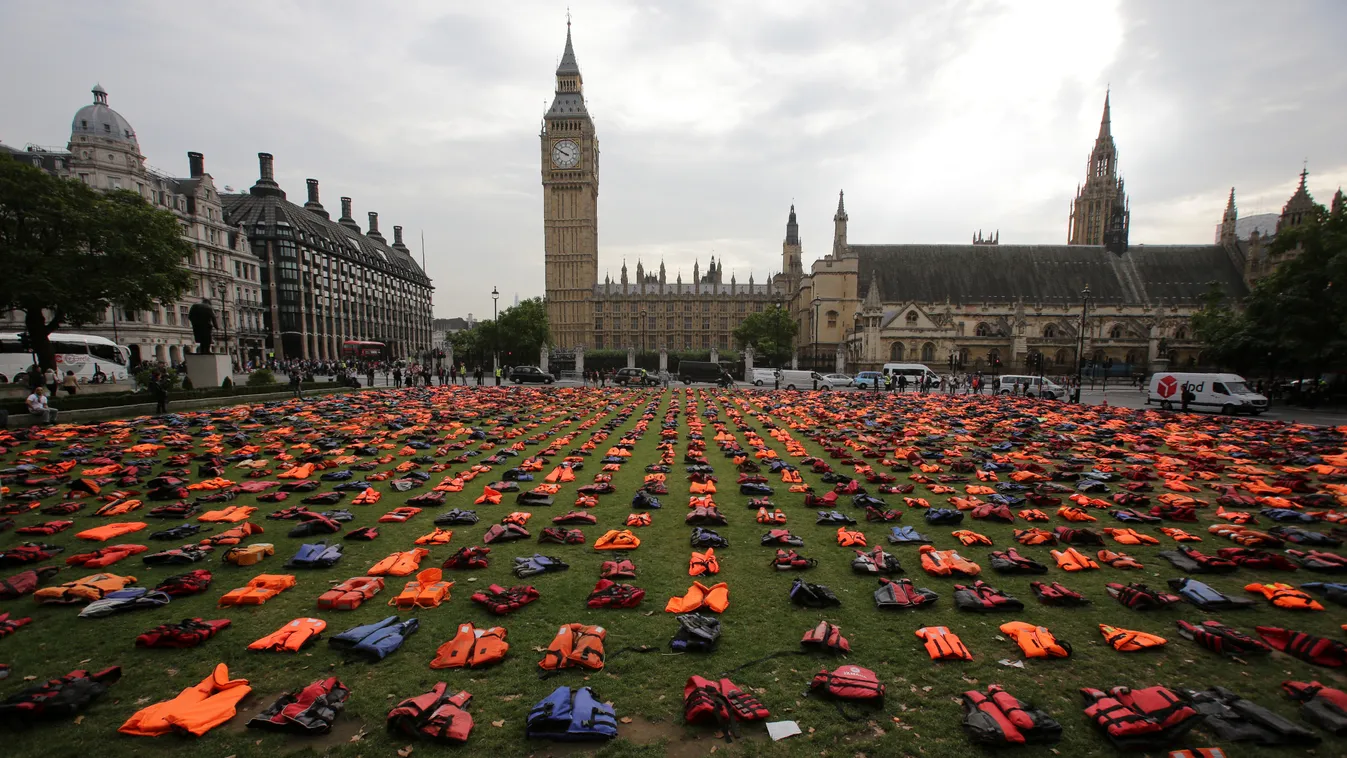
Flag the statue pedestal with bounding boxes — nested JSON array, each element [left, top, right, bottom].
[[185, 353, 231, 388]]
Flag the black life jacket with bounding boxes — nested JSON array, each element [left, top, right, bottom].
[[761, 529, 803, 547], [1053, 527, 1104, 546], [850, 547, 901, 575], [874, 577, 938, 610], [691, 527, 729, 548], [962, 684, 1063, 746], [1158, 546, 1239, 574], [670, 613, 721, 653], [925, 508, 964, 525], [1285, 549, 1347, 572], [790, 578, 840, 608], [344, 526, 380, 541], [1166, 578, 1254, 611], [0, 666, 121, 723], [152, 569, 213, 596], [989, 548, 1048, 574], [1185, 686, 1320, 746], [800, 621, 851, 654], [1282, 681, 1347, 736], [953, 580, 1024, 612], [1106, 582, 1181, 611], [1030, 581, 1090, 606]]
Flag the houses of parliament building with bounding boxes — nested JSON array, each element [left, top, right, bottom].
[[541, 24, 1333, 374]]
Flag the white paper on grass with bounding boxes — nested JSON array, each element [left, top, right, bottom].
[[766, 720, 802, 741]]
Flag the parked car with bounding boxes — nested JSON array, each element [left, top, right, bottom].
[[508, 366, 555, 384], [750, 368, 779, 386], [818, 373, 853, 389], [613, 367, 659, 386], [852, 371, 885, 389], [996, 374, 1066, 400], [776, 369, 819, 390]]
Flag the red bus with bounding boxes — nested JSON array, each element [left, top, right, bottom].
[[341, 340, 386, 359]]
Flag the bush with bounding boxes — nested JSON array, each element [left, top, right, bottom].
[[181, 375, 193, 390], [247, 368, 277, 386], [221, 377, 233, 389], [133, 367, 181, 391]]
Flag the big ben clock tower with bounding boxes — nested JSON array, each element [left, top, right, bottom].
[[541, 21, 599, 349]]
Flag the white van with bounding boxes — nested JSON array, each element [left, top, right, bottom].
[[996, 374, 1066, 400], [881, 363, 940, 386], [778, 369, 822, 390], [1146, 372, 1267, 415], [750, 368, 778, 386]]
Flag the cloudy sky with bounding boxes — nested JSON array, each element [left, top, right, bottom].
[[3, 0, 1344, 318]]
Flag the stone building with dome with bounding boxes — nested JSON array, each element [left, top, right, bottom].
[[2, 84, 434, 367]]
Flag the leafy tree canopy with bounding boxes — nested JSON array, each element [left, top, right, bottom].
[[0, 159, 195, 369], [1192, 198, 1347, 377], [449, 297, 551, 369], [732, 304, 798, 366]]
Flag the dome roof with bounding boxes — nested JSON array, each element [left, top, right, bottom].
[[71, 84, 138, 147]]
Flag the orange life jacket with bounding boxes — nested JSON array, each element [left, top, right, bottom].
[[1016, 528, 1057, 545], [1244, 582, 1324, 611], [199, 522, 264, 546], [1016, 509, 1050, 522], [414, 528, 454, 545], [689, 548, 719, 576], [1103, 528, 1159, 546], [94, 498, 143, 517], [317, 576, 384, 611], [33, 572, 137, 604], [474, 486, 502, 505], [118, 663, 252, 737], [1057, 506, 1096, 522], [1097, 549, 1144, 569], [593, 529, 641, 550], [756, 507, 787, 524], [836, 527, 867, 547], [918, 545, 981, 577], [247, 617, 327, 652], [1098, 624, 1167, 652], [353, 489, 383, 505], [198, 505, 257, 522], [390, 568, 453, 609], [368, 548, 430, 577], [999, 621, 1071, 659], [502, 511, 531, 525], [431, 622, 509, 669], [539, 623, 607, 671], [915, 626, 972, 661], [75, 521, 148, 542], [1050, 547, 1099, 571], [1159, 527, 1201, 542], [218, 574, 296, 606], [952, 530, 993, 546], [625, 512, 652, 527], [223, 543, 274, 566]]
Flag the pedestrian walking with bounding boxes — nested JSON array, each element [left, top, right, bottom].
[[61, 370, 78, 396]]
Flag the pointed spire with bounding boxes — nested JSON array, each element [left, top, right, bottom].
[[863, 278, 882, 309], [785, 203, 799, 245], [1097, 89, 1111, 142], [1298, 165, 1308, 192], [1333, 187, 1344, 216], [834, 190, 848, 221], [557, 17, 580, 76]]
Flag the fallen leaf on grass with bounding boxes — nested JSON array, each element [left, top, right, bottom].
[[532, 646, 547, 652], [620, 716, 633, 724], [164, 668, 178, 676], [135, 696, 152, 705], [491, 720, 505, 728], [78, 659, 91, 664], [920, 686, 932, 692], [73, 715, 84, 725], [808, 727, 816, 734], [349, 729, 366, 742], [22, 676, 36, 681], [498, 694, 522, 702], [397, 746, 414, 757]]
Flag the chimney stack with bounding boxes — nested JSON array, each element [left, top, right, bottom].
[[249, 152, 285, 198], [188, 151, 204, 178], [338, 197, 361, 233], [393, 226, 404, 245], [303, 178, 328, 219], [366, 212, 386, 243]]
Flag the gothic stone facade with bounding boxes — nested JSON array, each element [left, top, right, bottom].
[[540, 25, 782, 356], [785, 95, 1324, 376]]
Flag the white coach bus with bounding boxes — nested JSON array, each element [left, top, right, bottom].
[[0, 332, 131, 384]]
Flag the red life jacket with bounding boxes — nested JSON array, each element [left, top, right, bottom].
[[809, 665, 885, 703], [0, 566, 60, 600], [1080, 685, 1201, 749], [1030, 581, 1090, 606], [387, 683, 474, 744], [1256, 627, 1347, 668], [443, 546, 490, 570], [684, 675, 769, 741], [586, 579, 644, 609], [800, 621, 850, 654], [1175, 620, 1270, 656], [135, 618, 232, 648], [771, 549, 817, 570], [1107, 582, 1181, 610], [962, 684, 1062, 745], [600, 559, 636, 579]]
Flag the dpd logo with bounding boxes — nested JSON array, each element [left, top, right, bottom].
[[1156, 375, 1178, 398]]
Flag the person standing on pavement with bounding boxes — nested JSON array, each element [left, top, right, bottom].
[[449, 365, 457, 386], [44, 366, 58, 395], [290, 369, 303, 399], [149, 371, 168, 415], [494, 366, 502, 386], [61, 370, 78, 396]]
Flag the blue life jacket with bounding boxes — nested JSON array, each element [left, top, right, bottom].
[[1173, 579, 1227, 608], [632, 492, 662, 510], [1302, 582, 1347, 607], [1261, 508, 1317, 523], [330, 615, 418, 660], [740, 482, 774, 496], [287, 542, 343, 569], [888, 526, 931, 544], [526, 686, 618, 741], [924, 508, 963, 525], [514, 554, 568, 578]]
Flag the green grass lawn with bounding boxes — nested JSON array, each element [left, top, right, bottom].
[[2, 386, 1346, 757]]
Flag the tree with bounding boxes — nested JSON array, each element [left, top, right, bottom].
[[0, 159, 195, 370], [1192, 197, 1347, 378], [733, 304, 798, 366], [450, 297, 551, 369]]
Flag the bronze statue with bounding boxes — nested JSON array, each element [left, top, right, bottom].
[[187, 299, 218, 354]]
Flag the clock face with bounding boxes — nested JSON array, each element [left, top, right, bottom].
[[552, 139, 579, 169]]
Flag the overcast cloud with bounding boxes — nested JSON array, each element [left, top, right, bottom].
[[2, 0, 1344, 318]]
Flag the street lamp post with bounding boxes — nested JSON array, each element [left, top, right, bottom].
[[491, 286, 499, 377], [1073, 283, 1091, 403], [640, 309, 647, 364], [811, 298, 821, 372]]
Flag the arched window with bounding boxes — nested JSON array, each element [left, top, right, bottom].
[[921, 342, 935, 362], [975, 322, 992, 337], [889, 342, 904, 361], [826, 310, 838, 328], [1175, 326, 1188, 340], [958, 348, 969, 366], [1109, 324, 1124, 339], [1125, 350, 1142, 366], [905, 311, 918, 325], [1043, 324, 1057, 339], [1055, 348, 1070, 365]]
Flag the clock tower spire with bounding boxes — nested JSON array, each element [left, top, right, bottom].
[[541, 18, 599, 349]]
